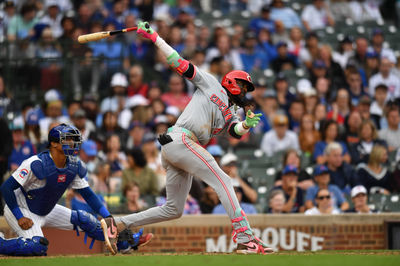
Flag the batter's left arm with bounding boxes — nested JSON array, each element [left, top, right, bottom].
[[228, 110, 262, 139], [137, 21, 196, 80]]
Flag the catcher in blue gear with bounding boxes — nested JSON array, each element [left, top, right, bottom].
[[0, 124, 150, 256]]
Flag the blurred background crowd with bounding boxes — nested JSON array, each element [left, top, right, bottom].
[[1, 0, 400, 217]]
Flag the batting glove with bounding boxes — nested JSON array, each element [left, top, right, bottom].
[[244, 110, 262, 128], [137, 21, 158, 43]]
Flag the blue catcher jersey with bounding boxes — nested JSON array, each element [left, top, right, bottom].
[[11, 151, 89, 216]]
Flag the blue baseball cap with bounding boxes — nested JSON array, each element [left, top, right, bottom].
[[366, 51, 379, 59], [81, 140, 97, 157], [25, 109, 39, 126], [313, 164, 329, 176], [282, 165, 298, 175], [312, 60, 327, 69], [207, 145, 224, 157]]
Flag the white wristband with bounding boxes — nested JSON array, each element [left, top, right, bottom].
[[234, 122, 250, 136]]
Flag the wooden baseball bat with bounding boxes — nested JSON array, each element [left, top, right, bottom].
[[77, 26, 138, 44]]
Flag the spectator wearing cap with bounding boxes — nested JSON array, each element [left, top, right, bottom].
[[305, 164, 349, 211], [274, 149, 314, 191], [273, 165, 305, 213], [370, 84, 389, 129], [379, 105, 400, 151], [80, 140, 99, 172], [239, 31, 269, 73], [332, 36, 354, 69], [161, 74, 191, 112], [301, 87, 319, 115], [271, 41, 298, 73], [257, 28, 278, 61], [346, 185, 374, 213], [301, 0, 335, 31], [274, 73, 296, 112], [8, 118, 36, 172], [355, 144, 392, 194], [270, 0, 302, 29], [349, 119, 387, 164], [304, 188, 340, 215], [249, 5, 276, 34], [364, 51, 380, 80], [358, 95, 373, 121], [325, 142, 356, 194], [127, 64, 149, 98], [122, 148, 159, 197], [212, 184, 257, 214], [260, 113, 299, 157], [327, 88, 351, 125], [346, 68, 368, 107], [7, 2, 38, 41], [314, 120, 350, 164], [118, 94, 150, 130], [220, 153, 258, 204], [368, 28, 396, 64], [309, 60, 329, 87], [100, 72, 128, 113], [207, 145, 224, 166], [39, 0, 63, 38], [369, 57, 400, 101]]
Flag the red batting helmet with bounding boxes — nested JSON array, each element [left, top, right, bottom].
[[221, 70, 255, 95]]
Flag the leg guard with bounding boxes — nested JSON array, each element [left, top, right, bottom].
[[70, 210, 105, 249], [0, 236, 49, 256], [231, 208, 254, 243], [116, 228, 143, 254]]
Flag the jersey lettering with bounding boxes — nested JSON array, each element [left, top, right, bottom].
[[210, 94, 232, 122]]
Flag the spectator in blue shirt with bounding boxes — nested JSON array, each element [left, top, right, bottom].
[[270, 0, 302, 29], [325, 142, 357, 194], [305, 164, 349, 212], [8, 118, 36, 172], [249, 5, 276, 34], [240, 31, 269, 73], [273, 165, 305, 213]]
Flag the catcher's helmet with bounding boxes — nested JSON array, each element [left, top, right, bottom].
[[221, 70, 254, 107], [48, 123, 82, 157]]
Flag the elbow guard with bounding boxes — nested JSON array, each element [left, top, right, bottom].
[[229, 123, 242, 139], [167, 51, 195, 79]]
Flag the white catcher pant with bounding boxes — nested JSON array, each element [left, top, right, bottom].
[[4, 189, 74, 239], [118, 131, 241, 228]]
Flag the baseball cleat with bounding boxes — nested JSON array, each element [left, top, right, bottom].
[[101, 217, 118, 255], [138, 232, 154, 247], [236, 239, 274, 254]]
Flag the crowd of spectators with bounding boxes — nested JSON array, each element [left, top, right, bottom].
[[1, 0, 400, 216]]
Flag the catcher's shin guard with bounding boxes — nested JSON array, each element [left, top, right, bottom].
[[70, 210, 105, 249], [0, 235, 49, 256]]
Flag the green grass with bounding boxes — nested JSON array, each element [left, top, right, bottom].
[[1, 251, 399, 266]]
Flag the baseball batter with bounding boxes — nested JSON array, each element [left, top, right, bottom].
[[0, 124, 149, 256], [101, 22, 273, 255]]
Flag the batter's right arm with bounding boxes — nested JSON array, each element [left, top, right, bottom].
[[137, 21, 196, 80]]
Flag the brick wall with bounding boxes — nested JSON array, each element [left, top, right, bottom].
[[0, 213, 399, 254]]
